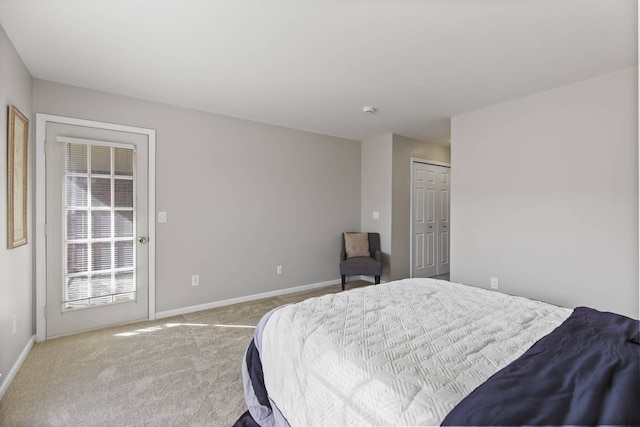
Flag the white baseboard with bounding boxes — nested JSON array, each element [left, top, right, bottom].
[[156, 278, 345, 319], [0, 335, 35, 400]]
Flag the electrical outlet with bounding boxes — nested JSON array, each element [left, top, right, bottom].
[[191, 275, 200, 287], [276, 265, 283, 275], [491, 277, 499, 290], [12, 315, 17, 335]]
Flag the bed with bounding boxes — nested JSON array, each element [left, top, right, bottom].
[[234, 278, 639, 426]]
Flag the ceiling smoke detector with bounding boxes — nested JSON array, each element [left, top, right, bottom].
[[362, 106, 377, 114]]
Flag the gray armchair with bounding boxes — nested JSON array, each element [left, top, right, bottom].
[[340, 232, 382, 291]]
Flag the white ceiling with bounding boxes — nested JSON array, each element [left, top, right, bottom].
[[0, 0, 636, 144]]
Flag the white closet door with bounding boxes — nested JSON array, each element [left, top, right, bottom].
[[412, 161, 450, 278], [436, 167, 450, 275], [412, 162, 437, 278]]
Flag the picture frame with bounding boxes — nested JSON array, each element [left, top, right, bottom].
[[7, 105, 28, 249]]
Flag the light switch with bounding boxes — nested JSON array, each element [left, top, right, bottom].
[[158, 211, 167, 223], [372, 211, 380, 220]]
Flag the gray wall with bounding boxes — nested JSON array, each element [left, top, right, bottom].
[[391, 135, 450, 280], [451, 67, 639, 318], [0, 25, 33, 391], [33, 80, 361, 312], [360, 133, 393, 280], [360, 133, 451, 281]]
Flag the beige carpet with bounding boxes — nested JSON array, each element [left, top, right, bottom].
[[0, 281, 373, 426]]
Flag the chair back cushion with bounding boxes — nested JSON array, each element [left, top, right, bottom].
[[367, 232, 381, 253], [344, 232, 370, 258]]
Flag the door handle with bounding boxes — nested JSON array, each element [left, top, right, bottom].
[[138, 237, 147, 244]]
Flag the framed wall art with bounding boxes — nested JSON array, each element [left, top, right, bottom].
[[8, 105, 28, 249]]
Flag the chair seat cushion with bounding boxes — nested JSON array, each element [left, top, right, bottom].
[[340, 256, 382, 275]]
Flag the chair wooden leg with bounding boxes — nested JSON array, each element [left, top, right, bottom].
[[341, 275, 346, 291], [375, 275, 380, 284]]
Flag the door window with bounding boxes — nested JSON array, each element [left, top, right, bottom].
[[63, 141, 136, 310]]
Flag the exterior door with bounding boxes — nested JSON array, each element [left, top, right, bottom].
[[412, 161, 450, 278], [45, 122, 149, 338]]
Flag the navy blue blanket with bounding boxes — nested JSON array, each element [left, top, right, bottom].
[[443, 307, 640, 426]]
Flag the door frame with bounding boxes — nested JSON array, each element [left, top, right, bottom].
[[35, 113, 157, 342], [409, 157, 451, 278]]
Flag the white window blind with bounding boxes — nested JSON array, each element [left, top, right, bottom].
[[62, 139, 136, 310]]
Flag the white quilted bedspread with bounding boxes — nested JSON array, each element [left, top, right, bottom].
[[260, 279, 572, 426]]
